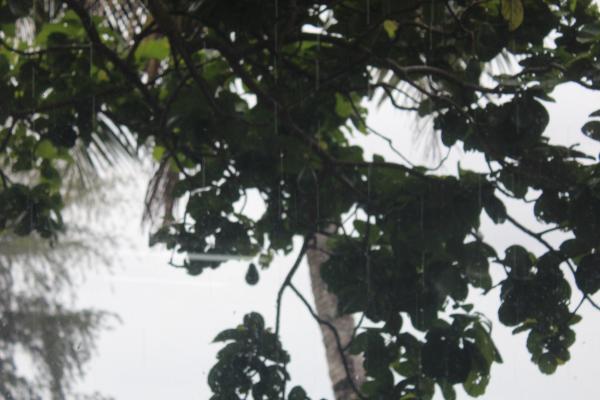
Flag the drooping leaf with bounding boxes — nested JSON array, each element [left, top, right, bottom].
[[135, 37, 171, 62], [581, 120, 600, 141], [334, 93, 353, 118], [245, 262, 259, 285], [383, 20, 399, 39], [35, 139, 59, 159], [501, 0, 524, 31], [575, 254, 600, 294]]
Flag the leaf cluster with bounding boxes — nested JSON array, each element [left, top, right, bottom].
[[2, 0, 600, 399]]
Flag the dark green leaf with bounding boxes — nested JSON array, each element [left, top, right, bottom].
[[575, 254, 600, 294], [245, 263, 259, 285], [581, 120, 600, 141], [501, 0, 524, 31]]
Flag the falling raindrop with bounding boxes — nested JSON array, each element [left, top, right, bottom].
[[478, 174, 482, 208], [384, 0, 391, 14], [28, 60, 36, 233], [428, 2, 434, 53], [367, 163, 371, 201], [419, 194, 425, 234], [315, 32, 320, 91], [366, 0, 370, 26], [309, 167, 320, 230], [293, 180, 298, 224], [273, 98, 284, 220], [278, 150, 284, 220], [366, 68, 371, 98], [274, 102, 279, 136], [274, 0, 279, 84], [365, 165, 373, 310], [365, 246, 372, 311], [512, 247, 517, 271], [314, 122, 321, 230], [90, 43, 96, 134], [511, 172, 516, 198], [418, 195, 426, 329], [515, 98, 520, 136], [201, 156, 206, 187], [31, 64, 35, 131]]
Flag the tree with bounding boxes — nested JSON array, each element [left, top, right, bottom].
[[2, 0, 600, 399], [0, 3, 134, 397], [0, 170, 121, 399]]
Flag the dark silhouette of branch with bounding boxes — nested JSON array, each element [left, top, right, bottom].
[[65, 0, 160, 113], [146, 0, 222, 116], [505, 213, 600, 312], [288, 283, 366, 400], [275, 237, 310, 336]]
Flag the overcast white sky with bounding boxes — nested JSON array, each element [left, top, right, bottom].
[[71, 81, 600, 400]]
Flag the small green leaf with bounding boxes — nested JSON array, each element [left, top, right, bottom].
[[258, 251, 274, 268], [575, 254, 600, 294], [538, 353, 557, 374], [0, 54, 9, 76], [560, 238, 590, 259], [135, 37, 170, 62], [35, 21, 83, 45], [463, 370, 490, 397], [504, 245, 533, 278], [569, 0, 577, 12], [400, 395, 418, 400], [440, 381, 456, 400], [383, 20, 399, 39], [243, 312, 265, 333], [152, 145, 166, 161], [35, 139, 58, 159], [245, 263, 259, 285], [581, 120, 600, 141], [512, 319, 536, 334], [288, 386, 310, 400], [501, 0, 524, 31], [213, 328, 243, 343], [483, 195, 507, 224], [577, 22, 600, 43], [334, 93, 353, 119]]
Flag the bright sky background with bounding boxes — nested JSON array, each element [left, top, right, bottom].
[[71, 80, 600, 400]]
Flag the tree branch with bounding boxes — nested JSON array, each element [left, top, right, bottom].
[[65, 0, 160, 113], [288, 282, 366, 400], [505, 213, 600, 313], [146, 0, 222, 115], [275, 237, 310, 336]]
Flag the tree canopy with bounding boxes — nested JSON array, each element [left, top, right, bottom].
[[2, 0, 600, 399]]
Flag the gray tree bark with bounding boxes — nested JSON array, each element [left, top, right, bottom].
[[306, 230, 365, 400]]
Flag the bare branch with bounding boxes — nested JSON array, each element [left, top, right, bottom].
[[289, 282, 366, 400], [275, 237, 310, 336]]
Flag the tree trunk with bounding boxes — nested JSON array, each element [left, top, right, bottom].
[[306, 230, 365, 399]]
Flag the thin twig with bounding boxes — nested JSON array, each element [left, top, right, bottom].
[[275, 237, 310, 336], [289, 282, 366, 400], [66, 0, 160, 112], [505, 213, 600, 313]]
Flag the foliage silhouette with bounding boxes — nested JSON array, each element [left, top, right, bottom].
[[1, 0, 600, 399]]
